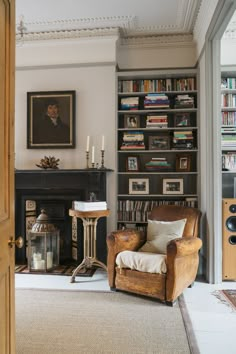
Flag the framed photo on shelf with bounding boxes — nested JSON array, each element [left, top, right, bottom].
[[162, 178, 184, 195], [27, 90, 76, 149], [129, 178, 149, 195], [124, 114, 140, 128], [148, 135, 170, 150], [174, 113, 191, 127], [176, 154, 191, 172], [126, 156, 140, 172]]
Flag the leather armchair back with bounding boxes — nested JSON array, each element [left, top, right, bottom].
[[149, 205, 201, 238]]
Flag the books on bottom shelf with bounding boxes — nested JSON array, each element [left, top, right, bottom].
[[73, 201, 107, 211]]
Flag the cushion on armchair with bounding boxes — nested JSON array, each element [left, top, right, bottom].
[[116, 250, 167, 274], [138, 218, 187, 254]]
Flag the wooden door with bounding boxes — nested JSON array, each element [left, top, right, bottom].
[[0, 0, 16, 353]]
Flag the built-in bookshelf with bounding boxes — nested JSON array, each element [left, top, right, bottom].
[[117, 69, 199, 231], [221, 68, 236, 198]]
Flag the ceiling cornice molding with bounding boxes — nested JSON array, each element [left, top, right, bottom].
[[16, 27, 121, 44], [119, 33, 194, 48], [18, 15, 136, 33]]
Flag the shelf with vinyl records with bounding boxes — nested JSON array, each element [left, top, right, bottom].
[[116, 69, 199, 229], [221, 69, 236, 198]]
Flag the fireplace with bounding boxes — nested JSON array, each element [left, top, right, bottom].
[[15, 169, 112, 265]]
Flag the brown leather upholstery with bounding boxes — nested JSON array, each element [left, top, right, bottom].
[[106, 205, 202, 305]]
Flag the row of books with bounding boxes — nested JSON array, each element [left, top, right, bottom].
[[174, 95, 194, 109], [118, 78, 196, 93], [145, 157, 171, 171], [221, 128, 236, 147], [172, 131, 194, 149], [120, 94, 195, 110], [120, 131, 145, 150], [222, 152, 236, 171], [120, 131, 195, 150], [221, 93, 236, 107], [221, 78, 236, 90], [221, 111, 236, 126], [117, 198, 198, 222], [144, 93, 170, 109], [146, 115, 168, 128]]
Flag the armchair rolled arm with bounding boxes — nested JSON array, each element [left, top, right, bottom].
[[107, 228, 146, 254], [106, 229, 146, 288], [167, 236, 202, 257], [166, 236, 202, 302]]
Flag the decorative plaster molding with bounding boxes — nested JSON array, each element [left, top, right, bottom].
[[16, 27, 121, 44], [16, 1, 202, 46], [119, 33, 194, 48]]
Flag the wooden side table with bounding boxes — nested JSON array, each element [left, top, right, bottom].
[[69, 209, 110, 283]]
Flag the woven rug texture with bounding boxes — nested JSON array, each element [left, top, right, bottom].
[[15, 264, 95, 277], [16, 289, 198, 354], [212, 289, 236, 311]]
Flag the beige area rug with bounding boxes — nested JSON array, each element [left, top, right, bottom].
[[16, 289, 199, 354]]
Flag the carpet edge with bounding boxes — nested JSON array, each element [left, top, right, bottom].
[[179, 294, 200, 354]]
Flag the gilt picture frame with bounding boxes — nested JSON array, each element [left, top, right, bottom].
[[27, 90, 76, 149]]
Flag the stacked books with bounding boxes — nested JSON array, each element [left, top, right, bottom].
[[146, 115, 168, 128], [172, 131, 194, 149], [144, 93, 170, 109], [145, 157, 171, 171], [73, 201, 107, 211], [120, 97, 139, 110], [221, 127, 236, 148], [120, 131, 145, 150], [174, 95, 194, 108]]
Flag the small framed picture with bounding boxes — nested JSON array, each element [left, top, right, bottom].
[[163, 178, 184, 195], [126, 156, 139, 172], [124, 115, 140, 128], [148, 135, 170, 150], [176, 154, 191, 172], [129, 178, 149, 195], [174, 113, 191, 127]]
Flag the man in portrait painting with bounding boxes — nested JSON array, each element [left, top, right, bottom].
[[33, 98, 70, 145]]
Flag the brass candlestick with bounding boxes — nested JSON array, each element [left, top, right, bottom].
[[100, 150, 105, 169], [86, 151, 89, 169]]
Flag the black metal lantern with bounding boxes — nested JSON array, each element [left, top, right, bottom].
[[27, 209, 60, 272]]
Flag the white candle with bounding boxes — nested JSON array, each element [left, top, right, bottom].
[[91, 146, 95, 163], [47, 251, 53, 269], [86, 136, 90, 152], [102, 135, 105, 151]]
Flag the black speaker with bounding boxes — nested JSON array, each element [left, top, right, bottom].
[[222, 199, 236, 280]]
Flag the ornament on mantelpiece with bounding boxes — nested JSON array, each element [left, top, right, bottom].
[[36, 156, 60, 170]]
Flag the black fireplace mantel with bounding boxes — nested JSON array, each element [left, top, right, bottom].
[[15, 168, 113, 265]]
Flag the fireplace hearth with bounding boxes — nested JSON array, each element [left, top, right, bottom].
[[15, 169, 112, 266]]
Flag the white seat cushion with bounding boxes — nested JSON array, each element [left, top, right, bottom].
[[116, 250, 167, 274]]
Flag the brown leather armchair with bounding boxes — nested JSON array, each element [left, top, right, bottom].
[[106, 205, 202, 305]]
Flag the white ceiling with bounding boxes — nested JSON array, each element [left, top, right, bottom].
[[16, 0, 203, 40]]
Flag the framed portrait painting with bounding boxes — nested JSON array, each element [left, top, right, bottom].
[[27, 90, 76, 149]]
